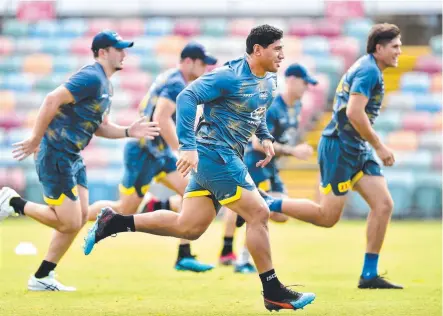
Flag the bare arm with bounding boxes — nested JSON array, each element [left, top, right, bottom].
[[251, 136, 290, 156], [12, 86, 74, 160], [153, 96, 179, 151], [95, 115, 160, 140], [346, 94, 381, 149]]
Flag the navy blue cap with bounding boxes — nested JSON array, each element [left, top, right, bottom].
[[285, 63, 318, 85], [91, 30, 134, 52], [181, 42, 217, 65]]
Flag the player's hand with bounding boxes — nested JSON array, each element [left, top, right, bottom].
[[291, 143, 314, 160], [256, 139, 275, 168], [375, 143, 395, 167], [128, 116, 160, 140], [12, 135, 41, 161], [176, 150, 198, 177]]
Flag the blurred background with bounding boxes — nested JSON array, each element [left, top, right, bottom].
[[0, 0, 441, 219]]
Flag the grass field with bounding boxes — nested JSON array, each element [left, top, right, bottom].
[[0, 218, 441, 316]]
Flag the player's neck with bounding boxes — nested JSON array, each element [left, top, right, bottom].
[[96, 60, 116, 78], [372, 54, 388, 71], [281, 92, 298, 107], [246, 55, 266, 78], [178, 66, 192, 83]]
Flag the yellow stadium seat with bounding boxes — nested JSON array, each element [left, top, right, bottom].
[[386, 130, 418, 151], [23, 54, 53, 74], [431, 73, 442, 92], [0, 90, 16, 113]]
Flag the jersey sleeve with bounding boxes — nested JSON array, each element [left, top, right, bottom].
[[176, 67, 235, 151], [349, 66, 379, 98], [159, 80, 186, 103], [64, 69, 101, 103]]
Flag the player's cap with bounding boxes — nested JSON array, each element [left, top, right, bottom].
[[285, 63, 318, 85], [91, 30, 134, 52], [181, 42, 217, 65]]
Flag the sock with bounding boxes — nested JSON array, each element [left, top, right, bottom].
[[259, 269, 283, 300], [153, 199, 171, 211], [35, 260, 57, 279], [221, 236, 234, 256], [102, 214, 135, 237], [9, 197, 27, 215], [361, 253, 379, 279], [178, 243, 192, 259], [263, 195, 283, 213], [236, 246, 251, 266]]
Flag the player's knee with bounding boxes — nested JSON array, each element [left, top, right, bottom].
[[181, 227, 205, 241], [375, 196, 394, 217], [246, 203, 270, 225], [321, 216, 340, 228], [59, 221, 82, 234], [270, 212, 289, 223]]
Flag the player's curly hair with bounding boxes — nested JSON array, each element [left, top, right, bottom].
[[367, 23, 401, 54], [246, 24, 283, 54]]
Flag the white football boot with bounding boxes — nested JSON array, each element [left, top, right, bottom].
[[0, 187, 19, 221], [28, 271, 76, 292]]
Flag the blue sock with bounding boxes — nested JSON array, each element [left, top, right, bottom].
[[264, 196, 283, 213], [361, 253, 379, 279]]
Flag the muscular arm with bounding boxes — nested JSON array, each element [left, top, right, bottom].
[[94, 115, 128, 139], [153, 97, 179, 151], [31, 85, 75, 141], [346, 94, 381, 149]]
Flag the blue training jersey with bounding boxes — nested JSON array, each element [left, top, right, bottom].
[[322, 54, 384, 155], [138, 68, 186, 157], [176, 55, 276, 158], [245, 94, 302, 168], [45, 62, 112, 154]]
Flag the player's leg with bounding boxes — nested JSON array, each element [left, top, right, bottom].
[[157, 169, 214, 272], [88, 190, 143, 220], [353, 163, 402, 289], [219, 208, 238, 265]]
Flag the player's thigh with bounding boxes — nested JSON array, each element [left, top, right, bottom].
[[158, 171, 188, 196], [180, 196, 217, 237], [119, 192, 143, 214], [353, 174, 393, 212], [224, 188, 270, 224]]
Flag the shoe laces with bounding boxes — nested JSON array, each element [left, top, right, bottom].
[[282, 284, 305, 296]]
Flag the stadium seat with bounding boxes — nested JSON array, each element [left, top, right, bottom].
[[29, 20, 60, 37], [130, 37, 158, 56], [117, 19, 144, 37], [60, 19, 88, 38], [0, 56, 24, 74], [72, 37, 94, 55], [343, 18, 373, 43], [329, 37, 359, 68], [52, 56, 80, 73], [400, 72, 430, 93], [394, 150, 432, 170], [15, 91, 46, 109], [110, 91, 136, 109], [418, 132, 442, 151], [414, 55, 442, 74], [384, 92, 415, 110], [41, 39, 72, 55], [174, 19, 200, 37], [88, 19, 114, 35], [433, 112, 442, 131], [119, 55, 141, 73], [2, 20, 29, 37], [429, 35, 442, 56], [155, 36, 187, 56], [414, 93, 442, 113], [83, 148, 108, 168], [301, 36, 330, 57], [2, 74, 34, 92], [373, 111, 402, 133], [282, 36, 302, 56], [386, 130, 418, 151], [384, 170, 415, 217], [139, 56, 162, 74], [0, 112, 22, 130], [431, 73, 442, 92], [230, 19, 256, 36], [24, 169, 44, 204], [14, 38, 43, 54], [0, 91, 16, 114], [0, 37, 14, 55], [201, 18, 228, 37], [24, 109, 39, 128], [433, 153, 442, 170], [23, 54, 53, 75], [315, 19, 342, 38], [145, 18, 174, 36], [402, 112, 432, 132], [414, 172, 442, 218], [88, 169, 121, 203], [287, 19, 316, 37], [120, 72, 152, 93], [114, 109, 140, 126]]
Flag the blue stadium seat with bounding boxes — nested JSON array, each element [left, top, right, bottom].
[[201, 18, 228, 37], [41, 39, 72, 55], [384, 170, 415, 217], [394, 150, 432, 171], [0, 56, 23, 73], [1, 74, 34, 92], [53, 56, 79, 73], [373, 111, 402, 133], [384, 92, 415, 110], [130, 37, 158, 56], [430, 35, 442, 56], [414, 93, 442, 113], [302, 36, 330, 57], [29, 21, 60, 37], [400, 72, 431, 93], [145, 18, 174, 36], [25, 169, 45, 204], [60, 19, 88, 38], [418, 132, 442, 151], [414, 172, 442, 218], [2, 20, 29, 37]]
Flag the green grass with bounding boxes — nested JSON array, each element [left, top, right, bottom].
[[0, 218, 441, 316]]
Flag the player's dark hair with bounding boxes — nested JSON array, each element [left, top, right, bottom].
[[366, 23, 401, 54], [92, 47, 109, 58], [246, 24, 283, 54]]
